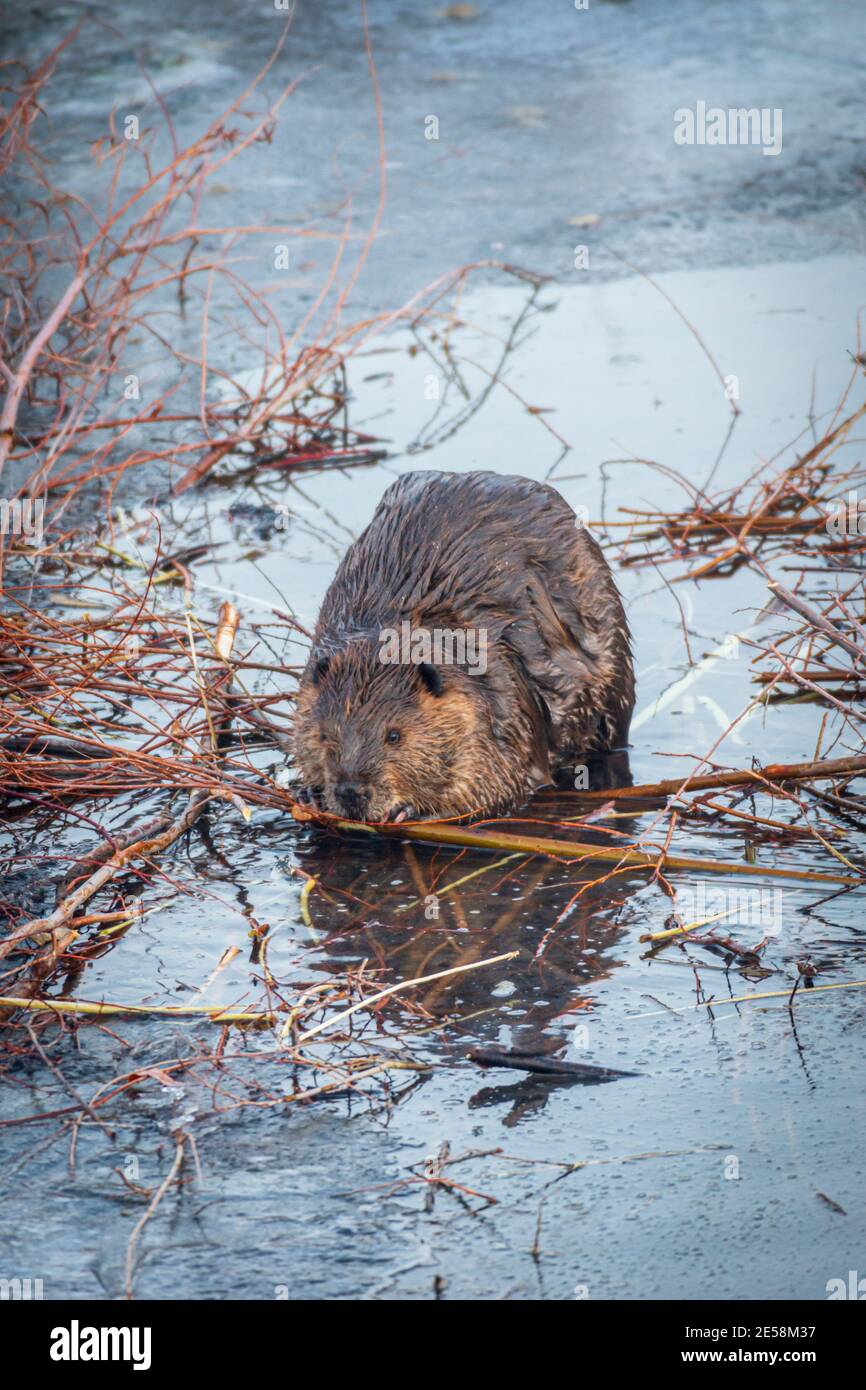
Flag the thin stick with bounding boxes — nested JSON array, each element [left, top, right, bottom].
[[394, 853, 525, 914], [630, 977, 866, 1019], [299, 876, 318, 931], [124, 1134, 186, 1299]]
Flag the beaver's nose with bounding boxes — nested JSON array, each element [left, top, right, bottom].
[[333, 780, 371, 819]]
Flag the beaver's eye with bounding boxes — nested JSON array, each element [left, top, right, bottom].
[[385, 728, 401, 746]]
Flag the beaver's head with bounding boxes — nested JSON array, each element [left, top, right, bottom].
[[292, 636, 526, 821]]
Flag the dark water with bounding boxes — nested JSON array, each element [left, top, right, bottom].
[[2, 0, 865, 1301]]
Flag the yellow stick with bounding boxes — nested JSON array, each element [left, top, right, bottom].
[[299, 876, 318, 932], [0, 996, 274, 1023], [705, 978, 866, 1008], [639, 905, 741, 943], [630, 977, 866, 1019], [394, 853, 525, 914]]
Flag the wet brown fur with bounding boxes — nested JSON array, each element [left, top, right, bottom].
[[292, 470, 634, 819]]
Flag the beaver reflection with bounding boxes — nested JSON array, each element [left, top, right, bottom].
[[288, 770, 641, 1124]]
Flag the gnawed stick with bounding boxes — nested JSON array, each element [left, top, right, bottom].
[[214, 601, 239, 662], [210, 599, 240, 755]]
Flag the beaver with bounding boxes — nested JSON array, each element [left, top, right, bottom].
[[292, 470, 634, 820]]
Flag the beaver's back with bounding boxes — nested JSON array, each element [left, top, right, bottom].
[[314, 470, 634, 755], [319, 470, 602, 622]]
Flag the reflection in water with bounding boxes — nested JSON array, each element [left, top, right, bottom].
[[470, 1076, 576, 1129], [282, 768, 646, 1121]]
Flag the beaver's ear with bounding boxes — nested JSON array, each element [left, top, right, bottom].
[[311, 656, 330, 686], [417, 662, 444, 697]]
